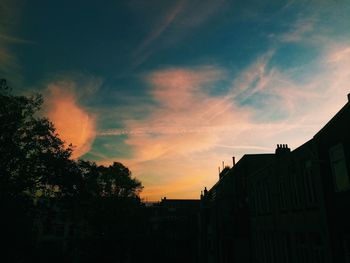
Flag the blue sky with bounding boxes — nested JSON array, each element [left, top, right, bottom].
[[1, 0, 350, 200]]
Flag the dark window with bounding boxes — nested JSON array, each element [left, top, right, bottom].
[[281, 232, 291, 263], [55, 224, 65, 237], [310, 233, 325, 263], [343, 234, 350, 263], [279, 176, 287, 210], [297, 232, 309, 263], [330, 143, 350, 192], [304, 160, 317, 206]]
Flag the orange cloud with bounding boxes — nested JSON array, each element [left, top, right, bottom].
[[45, 81, 96, 159]]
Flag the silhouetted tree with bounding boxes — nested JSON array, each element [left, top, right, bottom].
[[0, 79, 145, 262], [0, 79, 80, 262], [0, 79, 75, 198], [78, 160, 143, 198], [76, 160, 144, 262]]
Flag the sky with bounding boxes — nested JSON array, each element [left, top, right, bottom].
[[1, 0, 350, 201]]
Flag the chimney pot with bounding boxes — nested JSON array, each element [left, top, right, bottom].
[[204, 187, 208, 195]]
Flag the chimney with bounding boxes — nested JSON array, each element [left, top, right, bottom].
[[232, 156, 236, 166], [204, 187, 208, 195], [275, 144, 291, 155]]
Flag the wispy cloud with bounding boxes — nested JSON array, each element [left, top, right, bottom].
[[0, 0, 26, 83], [279, 15, 317, 42], [93, 9, 350, 201], [99, 66, 255, 200], [105, 39, 350, 200], [133, 0, 185, 59], [44, 79, 100, 159], [131, 0, 226, 67]]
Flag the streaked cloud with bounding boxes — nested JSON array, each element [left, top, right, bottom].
[[133, 0, 185, 60], [4, 0, 350, 201], [106, 67, 252, 199], [279, 16, 317, 42], [0, 0, 26, 83], [105, 40, 350, 200], [132, 0, 226, 67]]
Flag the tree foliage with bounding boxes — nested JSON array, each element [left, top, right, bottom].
[[78, 160, 143, 198], [0, 78, 142, 199], [0, 79, 144, 262], [0, 79, 74, 197]]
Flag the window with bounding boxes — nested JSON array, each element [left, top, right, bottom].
[[310, 233, 325, 263], [290, 173, 300, 208], [279, 176, 287, 210], [304, 160, 317, 206], [343, 235, 350, 263], [264, 180, 271, 213], [55, 224, 65, 237], [330, 143, 350, 192], [257, 182, 262, 214], [68, 225, 76, 237], [297, 233, 309, 263], [43, 221, 53, 235], [280, 232, 291, 263]]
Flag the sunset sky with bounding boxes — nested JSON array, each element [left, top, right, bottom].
[[1, 0, 350, 201]]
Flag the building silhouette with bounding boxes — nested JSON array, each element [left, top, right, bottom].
[[143, 198, 200, 263], [31, 94, 350, 262], [200, 94, 350, 263]]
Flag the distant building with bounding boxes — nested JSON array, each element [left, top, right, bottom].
[[144, 198, 200, 263], [33, 197, 89, 262]]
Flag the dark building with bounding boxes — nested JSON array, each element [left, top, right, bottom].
[[313, 94, 350, 262], [247, 142, 331, 263], [33, 197, 90, 262], [144, 198, 200, 263], [200, 94, 350, 263], [200, 154, 274, 263]]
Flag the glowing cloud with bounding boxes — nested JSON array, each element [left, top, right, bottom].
[[115, 42, 350, 201], [115, 66, 255, 200], [45, 81, 97, 159]]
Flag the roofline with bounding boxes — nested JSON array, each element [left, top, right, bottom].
[[291, 138, 314, 153], [314, 99, 349, 138], [207, 153, 275, 191], [160, 199, 200, 202]]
